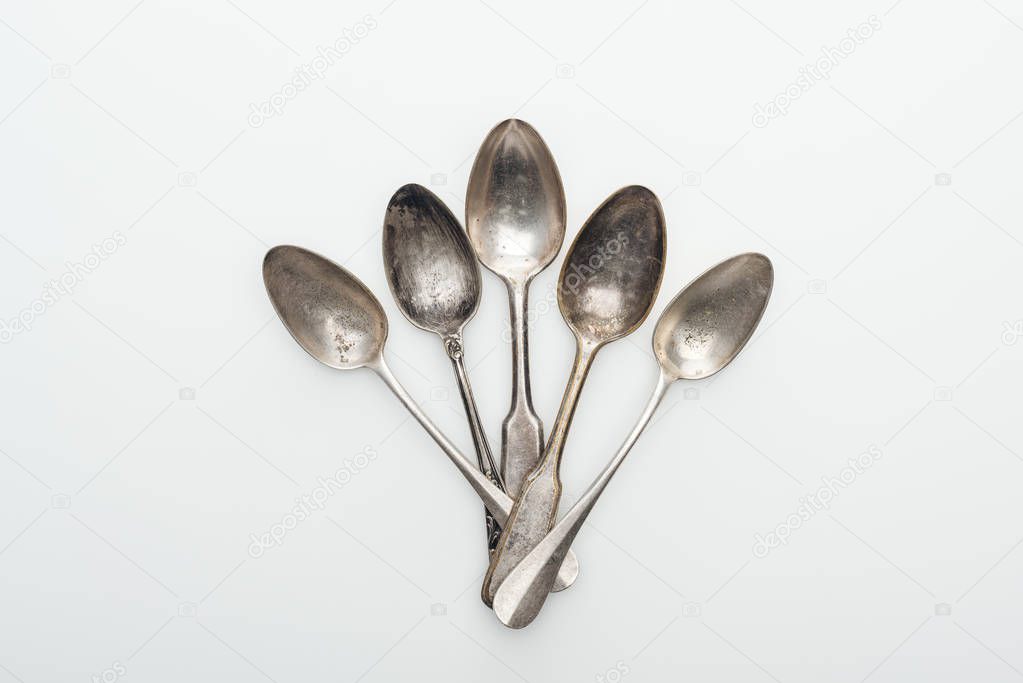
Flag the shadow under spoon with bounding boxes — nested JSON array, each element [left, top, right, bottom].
[[466, 119, 566, 499], [262, 245, 579, 591], [383, 183, 505, 556], [481, 185, 666, 606], [493, 253, 774, 628]]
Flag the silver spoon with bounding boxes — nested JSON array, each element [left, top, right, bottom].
[[481, 185, 666, 605], [493, 253, 774, 628], [383, 183, 504, 554], [466, 119, 566, 498], [262, 245, 579, 590]]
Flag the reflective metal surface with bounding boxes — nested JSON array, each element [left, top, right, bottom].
[[492, 253, 774, 627], [481, 185, 666, 605], [262, 245, 579, 590], [383, 183, 505, 554], [465, 119, 566, 498]]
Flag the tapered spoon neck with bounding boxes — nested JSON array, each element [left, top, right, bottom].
[[505, 279, 532, 400], [446, 335, 505, 490], [574, 335, 600, 361], [505, 276, 529, 300], [364, 354, 391, 379], [544, 339, 598, 466]]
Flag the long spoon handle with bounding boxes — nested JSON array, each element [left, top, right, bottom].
[[493, 370, 672, 628], [482, 340, 597, 604], [502, 280, 544, 497], [371, 355, 578, 591], [446, 334, 505, 554]]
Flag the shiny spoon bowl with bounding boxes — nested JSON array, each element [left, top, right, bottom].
[[383, 184, 506, 555], [493, 252, 774, 628], [481, 185, 666, 605], [466, 119, 566, 498], [262, 245, 579, 590]]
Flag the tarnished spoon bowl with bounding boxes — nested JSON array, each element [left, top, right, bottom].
[[263, 245, 387, 369], [467, 119, 566, 280], [654, 252, 774, 380], [558, 185, 666, 344], [383, 184, 479, 337]]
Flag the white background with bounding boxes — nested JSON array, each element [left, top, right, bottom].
[[2, 1, 1022, 681]]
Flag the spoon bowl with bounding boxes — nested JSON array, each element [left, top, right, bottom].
[[263, 245, 387, 370], [654, 252, 773, 380], [383, 184, 480, 337], [466, 119, 566, 281], [559, 185, 666, 345]]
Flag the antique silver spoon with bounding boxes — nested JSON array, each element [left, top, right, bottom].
[[493, 253, 774, 628], [466, 119, 566, 498], [263, 245, 578, 589], [481, 185, 666, 604], [383, 183, 504, 553]]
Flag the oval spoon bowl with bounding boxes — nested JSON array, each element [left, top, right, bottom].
[[263, 245, 387, 370], [466, 119, 566, 280], [654, 252, 773, 380], [383, 184, 480, 336], [558, 185, 666, 345]]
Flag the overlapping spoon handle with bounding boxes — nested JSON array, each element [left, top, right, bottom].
[[493, 371, 671, 627], [370, 355, 578, 591], [482, 341, 596, 604], [445, 333, 504, 553], [501, 280, 544, 497]]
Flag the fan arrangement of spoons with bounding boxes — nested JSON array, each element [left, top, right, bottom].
[[263, 119, 773, 628]]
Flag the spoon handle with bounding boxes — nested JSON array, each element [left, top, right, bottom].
[[482, 341, 596, 604], [371, 355, 579, 591], [502, 281, 544, 497], [494, 370, 672, 628], [445, 334, 505, 554]]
